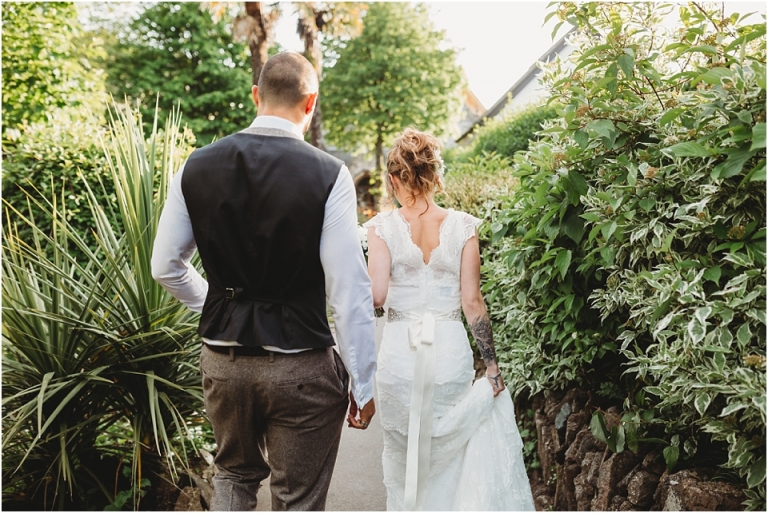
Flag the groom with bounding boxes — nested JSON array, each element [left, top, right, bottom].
[[151, 51, 376, 510]]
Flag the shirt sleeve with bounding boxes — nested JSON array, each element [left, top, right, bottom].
[[320, 166, 377, 408], [151, 163, 209, 312]]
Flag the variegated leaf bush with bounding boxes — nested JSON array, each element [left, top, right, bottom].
[[478, 2, 765, 507]]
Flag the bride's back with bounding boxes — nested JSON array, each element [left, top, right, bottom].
[[365, 127, 480, 315], [365, 208, 480, 316], [397, 206, 449, 265]]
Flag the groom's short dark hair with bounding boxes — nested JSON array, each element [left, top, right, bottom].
[[258, 52, 318, 108]]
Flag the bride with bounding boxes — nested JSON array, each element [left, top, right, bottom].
[[362, 128, 535, 511]]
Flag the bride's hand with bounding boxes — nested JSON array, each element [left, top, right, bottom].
[[347, 394, 376, 430], [485, 366, 505, 397]]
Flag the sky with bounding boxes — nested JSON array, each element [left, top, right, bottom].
[[273, 0, 766, 110], [273, 1, 569, 109]]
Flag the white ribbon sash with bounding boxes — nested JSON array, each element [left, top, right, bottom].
[[398, 310, 465, 511], [404, 312, 435, 510]]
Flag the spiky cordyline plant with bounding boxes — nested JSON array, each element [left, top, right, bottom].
[[2, 102, 205, 509]]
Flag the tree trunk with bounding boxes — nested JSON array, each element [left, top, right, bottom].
[[309, 96, 324, 149], [298, 8, 325, 148], [244, 2, 277, 86], [375, 128, 384, 174]]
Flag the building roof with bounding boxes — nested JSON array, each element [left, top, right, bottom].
[[456, 26, 576, 143], [462, 88, 486, 118]]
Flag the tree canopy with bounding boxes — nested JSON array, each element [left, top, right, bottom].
[[321, 2, 465, 170], [1, 2, 106, 140], [105, 2, 254, 146]]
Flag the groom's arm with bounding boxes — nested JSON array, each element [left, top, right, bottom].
[[320, 166, 377, 410], [151, 163, 209, 311]]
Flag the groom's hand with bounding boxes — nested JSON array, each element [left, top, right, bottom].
[[347, 393, 375, 430]]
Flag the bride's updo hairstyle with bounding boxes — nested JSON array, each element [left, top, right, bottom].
[[383, 128, 445, 210]]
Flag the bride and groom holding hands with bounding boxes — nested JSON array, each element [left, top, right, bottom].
[[152, 52, 534, 511]]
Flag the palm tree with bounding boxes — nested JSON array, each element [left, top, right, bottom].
[[240, 2, 281, 85], [296, 3, 367, 148], [206, 1, 281, 85]]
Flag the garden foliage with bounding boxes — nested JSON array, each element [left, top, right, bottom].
[[2, 104, 206, 510], [450, 104, 559, 164], [1, 112, 196, 264], [1, 2, 106, 140], [1, 2, 113, 256], [105, 2, 254, 146], [2, 115, 115, 261], [441, 152, 517, 219], [322, 2, 464, 171], [442, 102, 557, 218], [479, 2, 765, 506], [3, 2, 106, 263]]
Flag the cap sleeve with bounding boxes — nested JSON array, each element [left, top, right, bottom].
[[362, 213, 389, 246], [460, 212, 482, 247]]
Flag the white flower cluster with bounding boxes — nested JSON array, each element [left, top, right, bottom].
[[358, 224, 368, 254], [434, 148, 445, 177]]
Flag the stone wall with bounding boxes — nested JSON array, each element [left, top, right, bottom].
[[524, 388, 746, 511]]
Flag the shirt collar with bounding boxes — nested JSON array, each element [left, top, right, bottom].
[[250, 116, 304, 138]]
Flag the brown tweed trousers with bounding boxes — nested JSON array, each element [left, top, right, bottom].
[[201, 345, 350, 510]]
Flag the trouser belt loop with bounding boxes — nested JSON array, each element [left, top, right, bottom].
[[269, 351, 275, 363], [229, 346, 235, 362]]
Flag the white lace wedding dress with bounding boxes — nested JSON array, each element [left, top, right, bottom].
[[364, 209, 535, 511]]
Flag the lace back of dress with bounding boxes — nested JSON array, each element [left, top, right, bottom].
[[364, 210, 481, 316]]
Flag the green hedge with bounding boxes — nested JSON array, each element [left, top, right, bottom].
[[1, 2, 106, 139], [440, 152, 516, 218], [481, 3, 764, 508], [2, 111, 195, 262], [448, 104, 558, 164], [2, 114, 115, 259]]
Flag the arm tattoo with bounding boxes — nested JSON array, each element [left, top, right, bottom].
[[469, 314, 496, 366]]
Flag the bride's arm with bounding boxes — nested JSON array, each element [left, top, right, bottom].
[[367, 226, 391, 308], [460, 231, 505, 396]]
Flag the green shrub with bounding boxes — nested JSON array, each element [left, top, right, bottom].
[[2, 110, 196, 264], [484, 2, 765, 507], [1, 2, 106, 139], [447, 104, 558, 164], [2, 113, 115, 259], [440, 152, 517, 218], [2, 104, 207, 510], [440, 93, 554, 220]]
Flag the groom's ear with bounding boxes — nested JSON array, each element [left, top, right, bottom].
[[252, 86, 260, 109], [304, 92, 318, 115]]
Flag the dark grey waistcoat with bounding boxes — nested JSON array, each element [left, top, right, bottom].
[[181, 127, 343, 349]]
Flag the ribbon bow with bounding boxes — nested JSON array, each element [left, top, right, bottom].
[[404, 312, 437, 510], [408, 312, 436, 350]]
